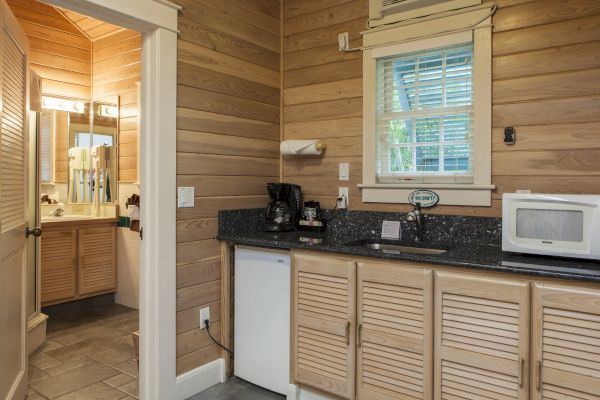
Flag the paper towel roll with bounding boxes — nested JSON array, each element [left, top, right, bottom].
[[280, 140, 325, 155]]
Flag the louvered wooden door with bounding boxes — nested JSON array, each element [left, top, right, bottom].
[[0, 0, 29, 398], [532, 283, 600, 400], [78, 226, 116, 295], [435, 272, 530, 400], [357, 261, 433, 400], [41, 230, 77, 304], [292, 252, 356, 399]]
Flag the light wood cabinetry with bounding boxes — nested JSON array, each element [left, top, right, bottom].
[[40, 230, 77, 304], [357, 261, 433, 400], [532, 283, 600, 400], [78, 226, 116, 296], [41, 223, 117, 306], [292, 252, 357, 400], [435, 272, 530, 400], [289, 250, 600, 400]]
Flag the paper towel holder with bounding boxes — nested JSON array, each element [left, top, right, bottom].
[[280, 139, 327, 156]]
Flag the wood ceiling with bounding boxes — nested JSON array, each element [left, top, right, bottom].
[[58, 8, 124, 41]]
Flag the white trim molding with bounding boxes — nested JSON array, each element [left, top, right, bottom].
[[40, 1, 180, 399], [361, 2, 495, 207], [175, 358, 225, 400]]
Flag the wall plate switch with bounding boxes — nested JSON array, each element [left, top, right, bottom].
[[339, 162, 349, 181], [177, 187, 194, 208], [338, 187, 349, 209], [338, 32, 349, 51], [199, 306, 210, 329]]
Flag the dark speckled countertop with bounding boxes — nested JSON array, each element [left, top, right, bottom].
[[218, 209, 600, 283]]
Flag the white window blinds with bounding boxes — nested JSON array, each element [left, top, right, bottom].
[[375, 42, 474, 184]]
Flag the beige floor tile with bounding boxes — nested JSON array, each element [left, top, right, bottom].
[[49, 334, 83, 347], [29, 365, 50, 383], [113, 359, 138, 378], [30, 351, 62, 370], [54, 382, 128, 400], [117, 380, 138, 399], [38, 340, 63, 353], [103, 373, 135, 388], [90, 344, 136, 365], [26, 392, 47, 400], [42, 357, 94, 377], [30, 360, 119, 399], [46, 341, 106, 363]]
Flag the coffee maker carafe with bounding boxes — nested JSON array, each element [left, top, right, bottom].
[[264, 183, 302, 232]]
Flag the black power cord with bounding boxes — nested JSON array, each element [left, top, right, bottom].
[[204, 319, 233, 355]]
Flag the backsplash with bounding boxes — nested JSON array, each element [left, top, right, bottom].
[[219, 208, 501, 246]]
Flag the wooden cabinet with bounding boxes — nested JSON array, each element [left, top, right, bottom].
[[292, 252, 357, 400], [78, 227, 116, 296], [532, 283, 600, 400], [435, 272, 530, 400], [41, 230, 77, 304], [356, 261, 433, 400], [41, 224, 117, 305], [289, 250, 600, 400]]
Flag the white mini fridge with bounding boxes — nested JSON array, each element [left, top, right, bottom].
[[234, 246, 290, 395]]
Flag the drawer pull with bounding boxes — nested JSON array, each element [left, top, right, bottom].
[[358, 323, 363, 348], [518, 357, 525, 387], [536, 360, 542, 390], [345, 321, 350, 346]]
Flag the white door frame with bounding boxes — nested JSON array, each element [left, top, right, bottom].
[[39, 1, 180, 399]]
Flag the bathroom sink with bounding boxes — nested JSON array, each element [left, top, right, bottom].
[[343, 239, 450, 255]]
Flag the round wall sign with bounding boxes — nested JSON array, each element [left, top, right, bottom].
[[408, 190, 439, 208]]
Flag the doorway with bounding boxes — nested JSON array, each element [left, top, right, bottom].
[[0, 0, 178, 398]]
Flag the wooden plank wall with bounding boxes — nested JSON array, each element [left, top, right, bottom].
[[172, 0, 281, 375], [282, 0, 600, 217], [7, 0, 91, 100], [92, 30, 142, 182]]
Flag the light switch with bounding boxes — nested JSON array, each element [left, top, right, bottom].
[[339, 162, 349, 181], [178, 187, 195, 208]]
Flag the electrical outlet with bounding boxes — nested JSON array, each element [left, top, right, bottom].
[[338, 32, 349, 51], [177, 187, 195, 208], [338, 187, 349, 209], [199, 306, 210, 329]]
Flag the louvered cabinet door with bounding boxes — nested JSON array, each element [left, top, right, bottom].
[[435, 272, 530, 400], [357, 262, 434, 400], [41, 230, 77, 304], [292, 252, 356, 400], [78, 226, 116, 295], [532, 283, 600, 400]]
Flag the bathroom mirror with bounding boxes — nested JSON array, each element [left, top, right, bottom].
[[40, 96, 119, 204]]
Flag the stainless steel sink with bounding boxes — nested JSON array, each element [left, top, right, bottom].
[[344, 239, 450, 255]]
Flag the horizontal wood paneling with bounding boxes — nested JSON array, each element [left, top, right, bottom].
[[93, 28, 141, 182], [173, 0, 281, 375], [282, 0, 600, 217]]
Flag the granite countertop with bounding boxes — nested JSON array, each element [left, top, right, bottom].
[[218, 209, 600, 283]]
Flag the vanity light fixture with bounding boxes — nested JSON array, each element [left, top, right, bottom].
[[41, 96, 85, 113], [98, 104, 118, 117]]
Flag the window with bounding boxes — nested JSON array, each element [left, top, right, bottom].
[[361, 3, 495, 206], [376, 43, 474, 183]]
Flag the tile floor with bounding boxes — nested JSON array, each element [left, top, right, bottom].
[[27, 303, 139, 400], [186, 376, 285, 400]]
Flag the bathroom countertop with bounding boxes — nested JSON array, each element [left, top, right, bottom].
[[41, 216, 119, 228], [218, 209, 600, 283]]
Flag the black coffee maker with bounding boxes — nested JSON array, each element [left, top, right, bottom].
[[263, 183, 302, 232]]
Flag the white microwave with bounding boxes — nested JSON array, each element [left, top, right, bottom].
[[502, 193, 600, 260]]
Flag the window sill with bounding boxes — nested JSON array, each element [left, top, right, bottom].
[[358, 183, 495, 206]]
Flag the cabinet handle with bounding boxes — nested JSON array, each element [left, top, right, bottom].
[[345, 321, 350, 346], [536, 360, 542, 391], [358, 323, 363, 348], [518, 357, 525, 387]]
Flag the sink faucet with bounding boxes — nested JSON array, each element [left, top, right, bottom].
[[406, 203, 424, 241]]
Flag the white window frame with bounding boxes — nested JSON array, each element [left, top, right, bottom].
[[361, 3, 495, 206]]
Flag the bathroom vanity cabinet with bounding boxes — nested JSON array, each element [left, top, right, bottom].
[[41, 220, 117, 306]]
